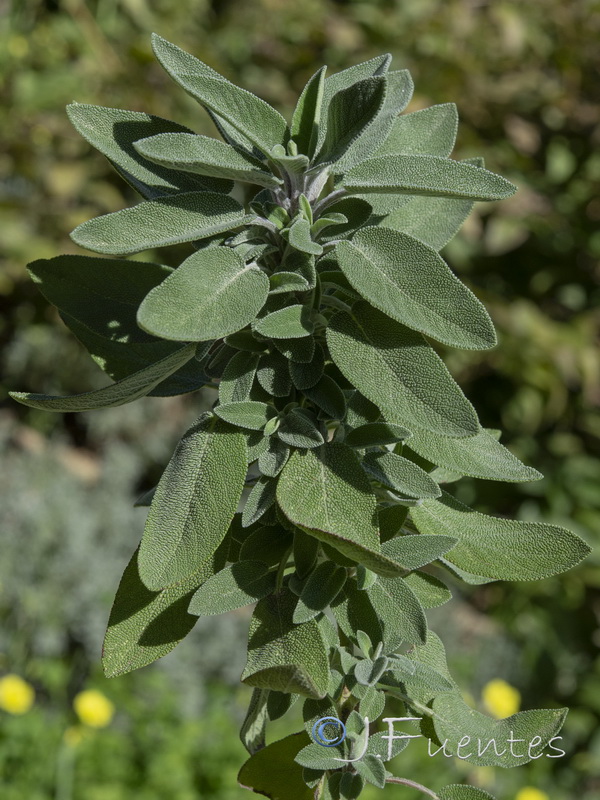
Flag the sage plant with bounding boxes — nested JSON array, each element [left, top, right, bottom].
[[12, 36, 590, 800]]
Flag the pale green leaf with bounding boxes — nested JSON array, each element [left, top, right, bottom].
[[438, 785, 496, 800], [375, 103, 458, 158], [381, 534, 457, 570], [241, 589, 330, 698], [137, 247, 269, 342], [240, 688, 269, 755], [362, 451, 441, 499], [219, 351, 260, 404], [257, 350, 293, 397], [71, 192, 248, 255], [269, 271, 311, 294], [366, 576, 427, 648], [134, 132, 281, 186], [66, 103, 230, 198], [188, 560, 275, 616], [277, 409, 324, 449], [10, 343, 196, 412], [410, 491, 591, 580], [291, 66, 326, 158], [138, 413, 247, 590], [403, 571, 452, 608], [253, 304, 315, 339], [327, 302, 480, 437], [344, 154, 516, 201], [318, 197, 373, 242], [151, 34, 288, 157], [355, 754, 386, 788], [337, 227, 497, 350], [215, 400, 276, 431], [288, 218, 324, 256]]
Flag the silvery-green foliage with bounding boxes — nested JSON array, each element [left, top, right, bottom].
[[12, 36, 590, 800]]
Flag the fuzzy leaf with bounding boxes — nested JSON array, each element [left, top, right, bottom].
[[138, 413, 246, 590], [381, 534, 457, 571], [438, 786, 496, 800], [293, 562, 347, 623], [277, 445, 407, 578], [102, 541, 227, 677], [274, 335, 315, 364], [242, 477, 278, 527], [269, 271, 311, 294], [432, 693, 568, 768], [239, 526, 293, 565], [277, 409, 324, 449], [10, 343, 196, 412], [404, 427, 542, 482], [375, 103, 458, 158], [289, 343, 325, 389], [411, 491, 591, 580], [404, 571, 452, 608], [355, 754, 386, 788], [345, 422, 411, 448], [337, 227, 497, 350], [366, 576, 428, 649], [253, 304, 315, 339], [219, 351, 260, 404], [137, 247, 269, 342], [362, 451, 441, 499], [327, 302, 480, 438], [240, 688, 269, 755], [188, 560, 275, 616], [241, 590, 330, 698], [257, 350, 293, 397], [134, 132, 281, 187], [238, 732, 314, 800], [71, 192, 248, 255], [318, 197, 373, 242], [215, 400, 277, 431], [66, 103, 230, 198], [344, 154, 516, 201], [288, 218, 324, 256], [303, 374, 347, 420], [258, 437, 290, 478], [152, 34, 288, 157], [291, 66, 326, 158]]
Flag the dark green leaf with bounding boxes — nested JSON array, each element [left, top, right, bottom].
[[293, 562, 347, 623], [289, 343, 325, 389], [242, 477, 278, 527], [238, 732, 314, 800], [290, 66, 326, 158], [257, 350, 293, 397], [239, 525, 294, 566], [188, 560, 275, 616], [345, 422, 411, 448], [278, 409, 324, 449], [362, 451, 441, 499], [366, 576, 427, 648], [219, 351, 260, 404], [240, 688, 269, 755], [303, 374, 347, 420]]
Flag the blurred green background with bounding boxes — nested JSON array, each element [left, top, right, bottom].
[[0, 1, 598, 798]]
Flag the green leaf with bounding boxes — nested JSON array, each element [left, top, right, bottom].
[[327, 302, 480, 438], [288, 218, 324, 256], [134, 132, 281, 187], [289, 343, 325, 389], [375, 103, 458, 158], [225, 328, 269, 352], [277, 445, 407, 578], [241, 589, 330, 698], [253, 304, 315, 339], [362, 451, 441, 500], [345, 422, 411, 448], [315, 76, 387, 167], [315, 54, 391, 157], [239, 526, 294, 566], [318, 198, 373, 243], [411, 491, 591, 580], [293, 530, 320, 580], [381, 534, 457, 570], [380, 157, 484, 250], [215, 400, 276, 431], [138, 413, 247, 590], [431, 693, 568, 767], [240, 688, 269, 755], [344, 390, 381, 428], [293, 562, 347, 623], [278, 409, 325, 449], [274, 335, 315, 364], [242, 477, 278, 527], [102, 541, 227, 677], [71, 192, 248, 255], [258, 437, 290, 478], [366, 576, 427, 648], [337, 227, 497, 350], [404, 427, 543, 483], [344, 154, 516, 201], [188, 560, 275, 616], [354, 656, 389, 687], [438, 786, 496, 800], [257, 350, 293, 397], [378, 504, 409, 542], [269, 271, 311, 294], [219, 351, 260, 404], [10, 343, 196, 412], [66, 103, 230, 199], [303, 374, 347, 420], [151, 34, 288, 157], [238, 732, 314, 800], [137, 247, 269, 342], [404, 571, 452, 608], [355, 753, 386, 788], [291, 66, 326, 158]]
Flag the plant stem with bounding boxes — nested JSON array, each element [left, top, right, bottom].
[[386, 777, 440, 799], [275, 546, 293, 591]]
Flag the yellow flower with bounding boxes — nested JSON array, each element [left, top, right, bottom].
[[482, 678, 521, 718], [515, 788, 549, 800], [0, 674, 35, 715], [73, 689, 115, 728]]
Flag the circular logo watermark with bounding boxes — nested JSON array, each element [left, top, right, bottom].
[[311, 716, 347, 747]]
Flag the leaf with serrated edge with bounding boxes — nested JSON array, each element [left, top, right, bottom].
[[71, 192, 248, 255], [138, 247, 269, 342], [327, 302, 479, 438], [277, 445, 408, 578], [138, 413, 246, 590], [241, 589, 330, 698], [410, 490, 591, 580], [10, 343, 196, 412], [337, 227, 496, 350], [188, 560, 275, 616]]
